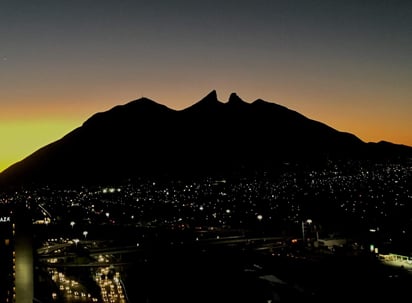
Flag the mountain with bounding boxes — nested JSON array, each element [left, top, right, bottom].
[[1, 91, 411, 187]]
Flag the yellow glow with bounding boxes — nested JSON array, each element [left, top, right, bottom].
[[0, 90, 411, 174], [0, 119, 80, 172]]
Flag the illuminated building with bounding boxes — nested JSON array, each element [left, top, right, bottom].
[[14, 204, 34, 303], [0, 204, 34, 303], [0, 206, 15, 303]]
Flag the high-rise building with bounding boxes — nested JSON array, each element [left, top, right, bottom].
[[0, 204, 34, 303], [0, 206, 15, 303], [14, 204, 34, 303]]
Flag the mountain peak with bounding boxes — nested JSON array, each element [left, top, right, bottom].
[[228, 93, 247, 105], [82, 96, 173, 128], [183, 90, 222, 112], [206, 90, 218, 100], [199, 90, 219, 103], [125, 96, 165, 107]]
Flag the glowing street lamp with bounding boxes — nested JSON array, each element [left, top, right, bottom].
[[83, 231, 88, 240], [70, 221, 75, 229], [73, 239, 79, 247], [302, 219, 313, 242]]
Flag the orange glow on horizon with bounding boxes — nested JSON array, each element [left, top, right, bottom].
[[1, 91, 411, 174]]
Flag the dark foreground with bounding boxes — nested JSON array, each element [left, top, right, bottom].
[[122, 245, 412, 303]]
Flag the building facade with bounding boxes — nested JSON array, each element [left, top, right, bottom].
[[0, 206, 16, 302]]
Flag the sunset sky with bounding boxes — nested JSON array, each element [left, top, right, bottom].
[[1, 0, 411, 172]]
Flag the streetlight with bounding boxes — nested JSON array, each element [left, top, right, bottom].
[[83, 231, 88, 240], [70, 221, 75, 229], [73, 239, 79, 247], [302, 219, 312, 242]]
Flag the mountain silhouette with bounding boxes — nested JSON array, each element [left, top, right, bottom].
[[1, 91, 411, 187]]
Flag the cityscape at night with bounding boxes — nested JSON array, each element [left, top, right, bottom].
[[1, 1, 412, 302], [2, 158, 412, 302], [1, 90, 412, 303]]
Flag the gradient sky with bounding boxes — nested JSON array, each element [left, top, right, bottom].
[[1, 0, 411, 172]]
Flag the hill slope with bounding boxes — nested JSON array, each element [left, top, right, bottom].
[[1, 91, 411, 187]]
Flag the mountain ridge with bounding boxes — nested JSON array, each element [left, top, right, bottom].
[[1, 91, 411, 188]]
